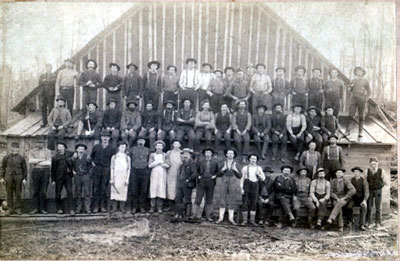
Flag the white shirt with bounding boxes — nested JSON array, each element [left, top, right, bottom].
[[179, 69, 200, 89], [241, 165, 265, 189], [198, 73, 215, 91]]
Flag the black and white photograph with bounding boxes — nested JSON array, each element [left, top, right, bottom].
[[0, 1, 398, 259]]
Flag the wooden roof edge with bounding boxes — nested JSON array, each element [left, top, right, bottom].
[[261, 3, 350, 83]]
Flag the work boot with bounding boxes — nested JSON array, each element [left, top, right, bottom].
[[120, 202, 126, 212], [40, 210, 48, 214], [110, 201, 118, 213], [216, 208, 225, 224], [249, 211, 258, 226], [309, 216, 315, 229], [30, 209, 38, 215], [205, 205, 213, 222], [228, 209, 237, 226], [131, 208, 137, 215], [185, 204, 192, 220], [261, 153, 266, 160], [241, 211, 248, 226], [57, 209, 64, 214], [70, 210, 75, 215], [316, 219, 322, 229]]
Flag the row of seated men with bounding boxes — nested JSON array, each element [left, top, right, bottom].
[[0, 139, 386, 232], [39, 58, 370, 138]]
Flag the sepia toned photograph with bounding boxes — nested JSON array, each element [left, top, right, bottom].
[[0, 1, 397, 259]]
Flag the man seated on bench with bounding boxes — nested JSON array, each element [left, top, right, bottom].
[[344, 166, 369, 231], [76, 101, 103, 144], [292, 168, 316, 228], [103, 99, 122, 146], [257, 167, 275, 227], [274, 165, 297, 228], [176, 99, 196, 150], [138, 101, 158, 150], [310, 168, 331, 229], [47, 95, 72, 150], [326, 169, 356, 232]]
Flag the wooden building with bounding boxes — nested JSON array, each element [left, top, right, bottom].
[[0, 3, 396, 213]]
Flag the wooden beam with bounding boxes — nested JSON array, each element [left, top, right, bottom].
[[214, 3, 220, 68], [124, 22, 127, 75], [298, 45, 302, 66], [128, 18, 132, 65], [191, 2, 195, 59], [162, 2, 166, 74], [79, 58, 83, 110], [198, 2, 202, 66], [304, 49, 309, 77], [228, 3, 234, 66], [96, 44, 100, 108], [181, 4, 185, 70], [247, 4, 254, 65], [237, 3, 242, 66], [153, 2, 157, 60], [255, 6, 261, 63], [149, 4, 153, 61], [173, 3, 176, 66], [205, 2, 209, 62], [281, 29, 286, 67], [273, 26, 281, 78], [288, 35, 293, 80], [264, 15, 270, 67], [223, 3, 229, 69], [112, 30, 116, 62], [102, 39, 107, 111], [139, 7, 143, 75]]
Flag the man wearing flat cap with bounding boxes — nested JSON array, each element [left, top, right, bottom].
[[76, 101, 103, 144], [28, 140, 51, 214], [250, 63, 273, 114], [143, 61, 162, 111], [103, 63, 124, 108], [162, 65, 180, 104], [47, 95, 72, 150], [345, 66, 371, 138], [323, 68, 344, 118], [38, 64, 57, 128], [292, 168, 316, 228], [78, 59, 103, 106], [327, 169, 356, 232], [321, 134, 344, 180], [290, 66, 308, 109], [51, 141, 74, 215], [273, 165, 297, 228], [306, 68, 324, 110], [271, 67, 290, 107], [123, 63, 143, 102], [157, 100, 178, 144], [121, 100, 142, 148], [0, 142, 27, 215], [344, 166, 369, 231], [56, 58, 79, 113], [179, 58, 200, 108]]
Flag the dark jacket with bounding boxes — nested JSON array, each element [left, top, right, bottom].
[[72, 154, 92, 176], [270, 113, 287, 135], [0, 153, 27, 179], [51, 151, 73, 181], [274, 174, 296, 198], [103, 108, 122, 129], [259, 175, 275, 201], [178, 159, 198, 188], [197, 159, 219, 178], [123, 72, 143, 98], [91, 144, 116, 167], [81, 110, 103, 131], [39, 72, 57, 97], [330, 178, 356, 200]]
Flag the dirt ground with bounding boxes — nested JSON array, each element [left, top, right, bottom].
[[0, 211, 398, 260]]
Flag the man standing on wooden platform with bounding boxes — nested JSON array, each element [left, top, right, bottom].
[[250, 63, 273, 113], [179, 58, 199, 109], [271, 67, 290, 107], [345, 66, 371, 138], [143, 61, 162, 112], [323, 68, 344, 118], [197, 63, 214, 103], [123, 63, 142, 102], [78, 59, 102, 107], [76, 101, 103, 144], [162, 65, 180, 104], [51, 141, 74, 215], [47, 95, 72, 151], [0, 142, 27, 215], [28, 140, 51, 214], [56, 59, 78, 114], [307, 68, 324, 110], [103, 63, 124, 108], [121, 100, 142, 148], [290, 66, 308, 109], [39, 64, 57, 128]]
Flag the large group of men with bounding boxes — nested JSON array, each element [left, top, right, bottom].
[[0, 57, 386, 232]]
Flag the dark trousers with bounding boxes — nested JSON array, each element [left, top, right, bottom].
[[242, 180, 259, 212], [233, 131, 250, 156], [367, 188, 382, 225], [32, 168, 50, 211], [164, 91, 178, 104], [129, 167, 150, 210], [323, 160, 342, 180], [198, 90, 210, 107], [75, 174, 91, 212], [345, 196, 367, 226], [253, 133, 270, 155], [195, 178, 215, 205], [175, 180, 193, 212], [289, 127, 305, 153], [195, 127, 212, 151], [144, 89, 160, 111], [215, 130, 231, 150], [59, 87, 74, 114], [293, 195, 316, 218], [325, 97, 340, 118], [176, 125, 195, 149], [179, 89, 198, 109], [292, 93, 307, 108], [41, 94, 55, 125], [315, 193, 328, 220], [5, 174, 23, 211], [83, 88, 98, 107], [210, 93, 224, 113], [308, 92, 323, 110], [48, 128, 67, 150], [55, 176, 73, 212], [92, 165, 110, 210], [257, 200, 275, 222], [348, 96, 367, 133], [271, 133, 287, 157], [276, 195, 294, 221]]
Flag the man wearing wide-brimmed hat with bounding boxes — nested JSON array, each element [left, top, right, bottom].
[[305, 106, 323, 152], [232, 100, 252, 163], [207, 69, 226, 113], [138, 101, 159, 150], [286, 104, 307, 161], [197, 63, 215, 103], [121, 99, 142, 148], [194, 100, 215, 151], [123, 63, 142, 101], [250, 63, 273, 114], [270, 103, 288, 162], [78, 59, 103, 106], [103, 63, 124, 108], [143, 60, 162, 111], [273, 165, 296, 228], [179, 58, 200, 109], [290, 65, 307, 109], [0, 142, 27, 215], [257, 167, 275, 226], [320, 106, 339, 147], [345, 66, 371, 138], [307, 68, 324, 110], [323, 68, 344, 118], [157, 100, 178, 144], [90, 130, 117, 213], [103, 99, 122, 146], [76, 101, 103, 143], [226, 68, 252, 112], [214, 103, 232, 151], [51, 141, 74, 215], [321, 134, 344, 180], [299, 140, 321, 179], [28, 140, 51, 214], [252, 104, 271, 160], [310, 168, 331, 228], [176, 98, 196, 150], [162, 65, 180, 103], [292, 168, 316, 228], [271, 67, 290, 107], [47, 95, 72, 150], [39, 63, 57, 127], [56, 58, 79, 113]]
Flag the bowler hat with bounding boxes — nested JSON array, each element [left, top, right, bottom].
[[56, 141, 67, 149], [185, 58, 197, 64], [307, 106, 320, 113], [126, 63, 138, 70], [275, 67, 286, 72], [86, 101, 98, 108], [75, 143, 87, 150], [202, 148, 214, 155], [351, 166, 363, 172], [256, 104, 267, 111], [369, 157, 379, 163], [353, 66, 366, 76], [163, 100, 176, 107], [296, 167, 309, 175], [294, 65, 306, 73], [147, 60, 161, 69], [109, 63, 121, 71], [335, 168, 346, 173], [247, 153, 259, 161], [224, 66, 234, 74], [85, 59, 98, 70], [280, 165, 293, 172]]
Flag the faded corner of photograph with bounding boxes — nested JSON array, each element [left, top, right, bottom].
[[0, 1, 397, 260]]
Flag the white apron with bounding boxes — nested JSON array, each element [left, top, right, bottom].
[[166, 150, 182, 200], [110, 153, 129, 201], [149, 153, 168, 199]]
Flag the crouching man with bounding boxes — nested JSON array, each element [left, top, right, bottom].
[[326, 169, 356, 232], [292, 168, 316, 228]]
